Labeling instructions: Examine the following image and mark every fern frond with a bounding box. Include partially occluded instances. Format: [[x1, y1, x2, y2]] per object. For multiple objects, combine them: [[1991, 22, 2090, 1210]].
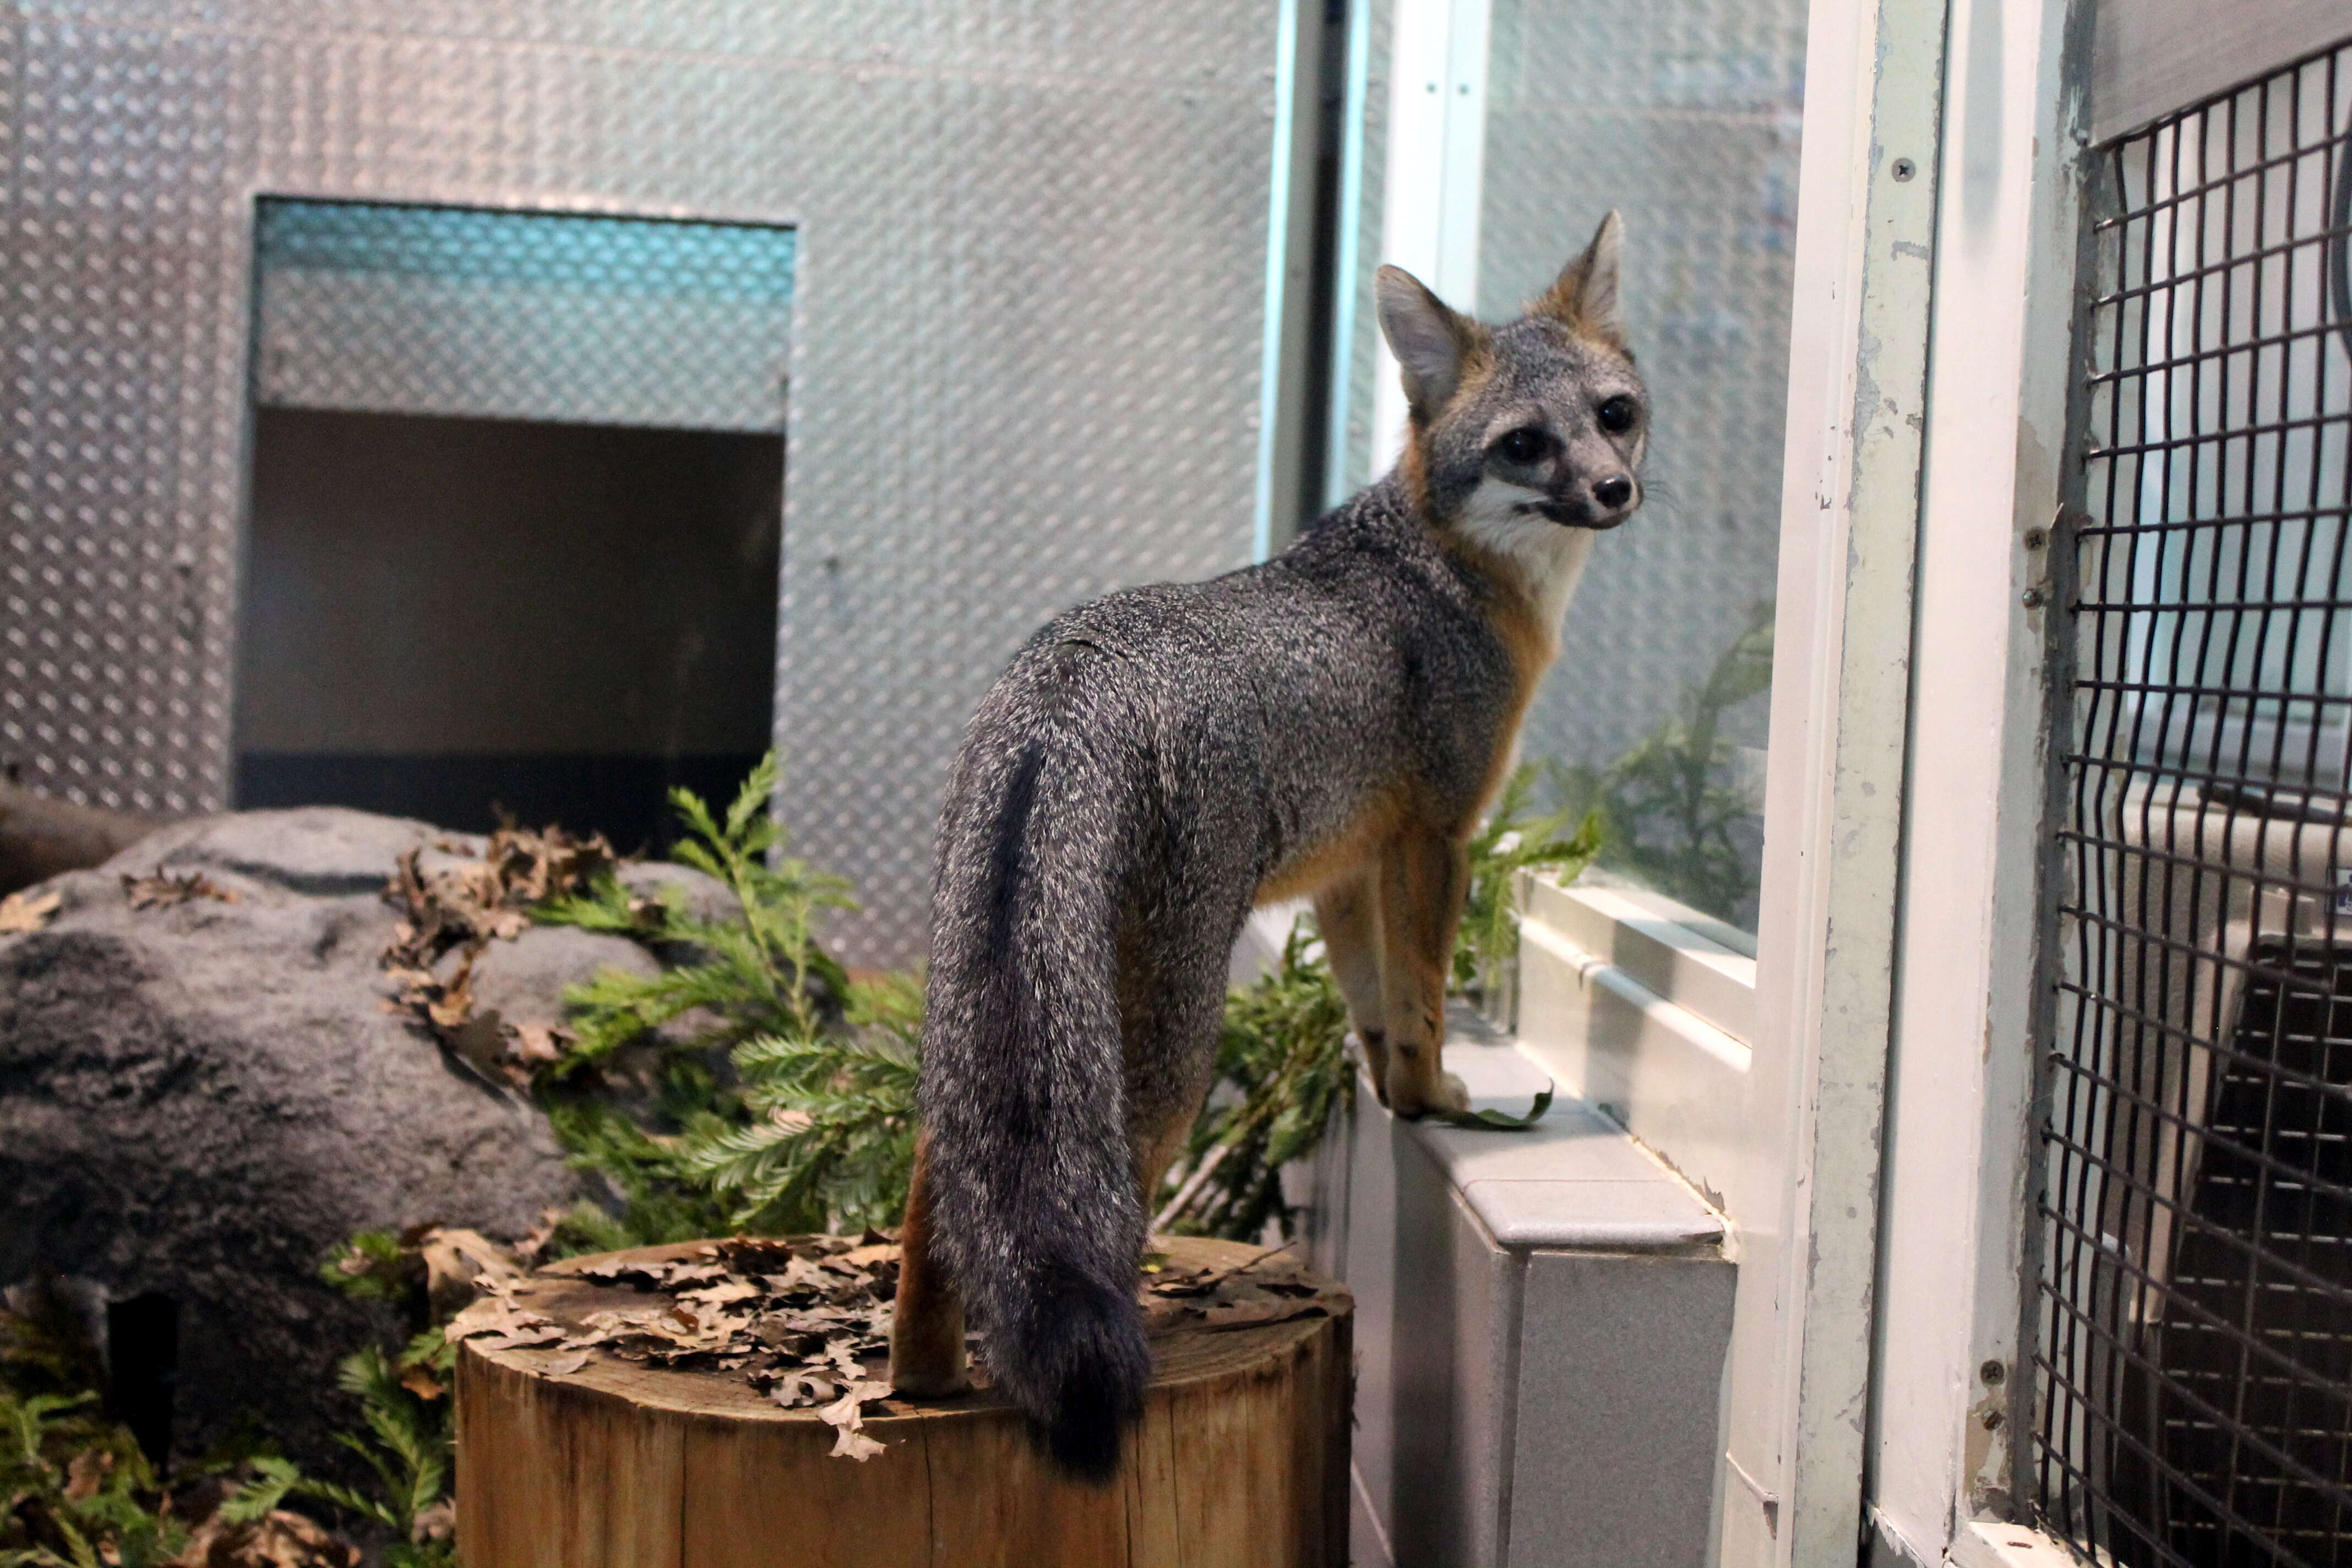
[[215, 1457, 300, 1525], [291, 1471, 401, 1532]]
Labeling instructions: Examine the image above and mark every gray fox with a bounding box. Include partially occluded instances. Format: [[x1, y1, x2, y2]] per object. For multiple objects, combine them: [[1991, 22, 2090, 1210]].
[[889, 214, 1647, 1479]]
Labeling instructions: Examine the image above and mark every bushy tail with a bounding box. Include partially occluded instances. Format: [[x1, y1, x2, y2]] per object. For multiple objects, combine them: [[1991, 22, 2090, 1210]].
[[919, 721, 1151, 1480]]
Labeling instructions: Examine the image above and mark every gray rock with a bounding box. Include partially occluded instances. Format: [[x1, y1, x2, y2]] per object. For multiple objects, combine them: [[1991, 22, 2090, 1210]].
[[459, 924, 660, 1037], [614, 860, 741, 929], [114, 807, 479, 898], [0, 812, 612, 1468]]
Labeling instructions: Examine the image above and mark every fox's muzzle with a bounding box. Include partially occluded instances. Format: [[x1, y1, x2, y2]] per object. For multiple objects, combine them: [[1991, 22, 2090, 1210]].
[[1516, 491, 1637, 530]]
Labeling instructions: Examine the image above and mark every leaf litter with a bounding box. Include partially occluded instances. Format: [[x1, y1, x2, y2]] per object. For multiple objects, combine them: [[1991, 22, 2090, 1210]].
[[0, 886, 61, 934], [121, 866, 241, 910], [378, 822, 617, 1088], [445, 1234, 1344, 1462]]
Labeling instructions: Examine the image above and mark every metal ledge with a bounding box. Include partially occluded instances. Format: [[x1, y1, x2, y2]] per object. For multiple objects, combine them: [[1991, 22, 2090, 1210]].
[[1414, 1018, 1727, 1253]]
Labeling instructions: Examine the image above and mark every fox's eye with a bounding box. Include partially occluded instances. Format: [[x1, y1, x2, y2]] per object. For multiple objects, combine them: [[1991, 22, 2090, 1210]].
[[1494, 427, 1549, 465], [1597, 395, 1637, 434]]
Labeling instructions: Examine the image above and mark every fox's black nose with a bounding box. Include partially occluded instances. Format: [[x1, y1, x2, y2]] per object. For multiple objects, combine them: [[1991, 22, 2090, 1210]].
[[1593, 475, 1634, 509]]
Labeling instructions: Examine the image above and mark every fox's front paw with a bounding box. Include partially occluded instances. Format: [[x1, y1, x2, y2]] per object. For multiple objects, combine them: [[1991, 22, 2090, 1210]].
[[888, 1351, 971, 1401], [1390, 1063, 1470, 1120]]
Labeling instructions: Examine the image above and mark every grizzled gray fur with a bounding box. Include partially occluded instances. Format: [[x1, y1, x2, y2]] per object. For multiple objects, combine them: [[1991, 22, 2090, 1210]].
[[912, 216, 1647, 1477]]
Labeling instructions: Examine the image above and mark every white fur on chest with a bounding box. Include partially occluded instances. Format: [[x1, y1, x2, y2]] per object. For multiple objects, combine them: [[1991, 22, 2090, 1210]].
[[1455, 479, 1599, 630]]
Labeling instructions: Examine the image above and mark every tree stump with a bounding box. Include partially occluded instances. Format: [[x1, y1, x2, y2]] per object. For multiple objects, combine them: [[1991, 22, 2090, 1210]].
[[456, 1236, 1352, 1568]]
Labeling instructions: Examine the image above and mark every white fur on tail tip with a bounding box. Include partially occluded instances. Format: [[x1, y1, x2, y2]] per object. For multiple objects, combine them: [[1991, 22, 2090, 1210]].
[[1456, 477, 1600, 630]]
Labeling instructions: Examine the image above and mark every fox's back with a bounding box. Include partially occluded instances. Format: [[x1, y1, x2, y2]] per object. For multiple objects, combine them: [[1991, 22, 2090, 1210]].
[[981, 476, 1526, 901]]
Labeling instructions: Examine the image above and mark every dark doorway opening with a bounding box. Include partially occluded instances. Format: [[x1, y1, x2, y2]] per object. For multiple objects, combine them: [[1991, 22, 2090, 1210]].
[[235, 408, 781, 852], [104, 1292, 178, 1470]]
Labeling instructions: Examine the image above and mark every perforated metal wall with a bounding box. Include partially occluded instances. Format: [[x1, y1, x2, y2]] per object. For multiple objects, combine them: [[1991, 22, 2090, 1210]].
[[0, 0, 1296, 962], [254, 201, 798, 432]]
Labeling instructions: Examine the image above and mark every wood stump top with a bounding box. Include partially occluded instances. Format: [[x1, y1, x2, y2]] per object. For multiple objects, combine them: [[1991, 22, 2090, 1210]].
[[463, 1234, 1344, 1424], [455, 1235, 1355, 1568]]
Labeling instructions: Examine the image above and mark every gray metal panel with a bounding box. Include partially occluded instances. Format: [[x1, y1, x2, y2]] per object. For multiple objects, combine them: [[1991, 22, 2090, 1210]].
[[255, 202, 797, 432], [2089, 0, 2350, 146], [0, 0, 1287, 962], [1510, 1250, 1735, 1568]]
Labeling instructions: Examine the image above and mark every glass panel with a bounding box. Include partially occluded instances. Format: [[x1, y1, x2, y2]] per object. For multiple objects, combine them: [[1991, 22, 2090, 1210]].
[[1477, 0, 1804, 936]]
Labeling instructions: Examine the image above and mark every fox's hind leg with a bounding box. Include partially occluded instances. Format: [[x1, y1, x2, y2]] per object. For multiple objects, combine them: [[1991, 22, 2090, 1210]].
[[1120, 905, 1241, 1238], [888, 1131, 970, 1397], [1378, 830, 1472, 1119], [1313, 871, 1391, 1104]]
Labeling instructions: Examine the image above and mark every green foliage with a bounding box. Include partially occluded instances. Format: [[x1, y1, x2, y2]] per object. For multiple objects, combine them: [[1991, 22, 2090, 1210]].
[[523, 758, 921, 1244], [538, 1099, 738, 1254], [528, 754, 908, 1248], [312, 1337, 453, 1566], [1547, 602, 1773, 921], [537, 751, 854, 1076], [0, 1387, 186, 1568], [303, 1278, 459, 1567], [315, 1228, 414, 1304], [0, 1291, 194, 1568], [1453, 764, 1603, 1000], [673, 972, 923, 1235]]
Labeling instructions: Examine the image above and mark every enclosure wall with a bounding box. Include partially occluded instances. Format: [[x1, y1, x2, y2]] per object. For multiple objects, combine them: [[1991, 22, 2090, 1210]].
[[0, 0, 1297, 961]]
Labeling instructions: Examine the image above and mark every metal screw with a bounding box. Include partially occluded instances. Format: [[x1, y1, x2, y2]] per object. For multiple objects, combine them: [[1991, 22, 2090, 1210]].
[[2021, 587, 2045, 609], [1892, 157, 1917, 182], [2022, 528, 2049, 551], [1982, 1408, 2005, 1430], [1981, 1359, 2007, 1385]]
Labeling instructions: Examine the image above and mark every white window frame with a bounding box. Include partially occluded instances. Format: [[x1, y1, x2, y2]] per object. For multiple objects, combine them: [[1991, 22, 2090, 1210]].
[[1859, 0, 2082, 1554], [1374, 0, 1944, 1562]]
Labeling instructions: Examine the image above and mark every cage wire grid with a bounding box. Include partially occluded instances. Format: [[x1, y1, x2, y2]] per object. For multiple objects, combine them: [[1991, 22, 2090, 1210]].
[[2037, 36, 2352, 1568]]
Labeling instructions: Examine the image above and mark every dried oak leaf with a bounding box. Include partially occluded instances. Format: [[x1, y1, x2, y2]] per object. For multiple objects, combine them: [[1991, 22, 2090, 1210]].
[[0, 887, 61, 935], [377, 824, 613, 1076], [122, 867, 239, 910], [817, 1379, 895, 1461], [511, 1022, 571, 1066], [763, 1367, 840, 1409], [676, 1277, 760, 1311], [446, 1288, 560, 1351], [409, 1500, 456, 1547], [1200, 1287, 1329, 1332], [64, 1447, 112, 1500], [176, 1509, 362, 1568], [419, 1226, 525, 1320]]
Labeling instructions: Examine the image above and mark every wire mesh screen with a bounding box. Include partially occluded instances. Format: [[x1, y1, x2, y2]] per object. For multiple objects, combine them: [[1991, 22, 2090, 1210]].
[[2038, 37, 2352, 1568]]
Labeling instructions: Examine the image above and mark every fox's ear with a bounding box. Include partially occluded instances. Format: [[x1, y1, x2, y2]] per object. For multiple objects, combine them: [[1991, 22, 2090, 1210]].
[[1535, 210, 1626, 347], [1376, 264, 1474, 419]]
